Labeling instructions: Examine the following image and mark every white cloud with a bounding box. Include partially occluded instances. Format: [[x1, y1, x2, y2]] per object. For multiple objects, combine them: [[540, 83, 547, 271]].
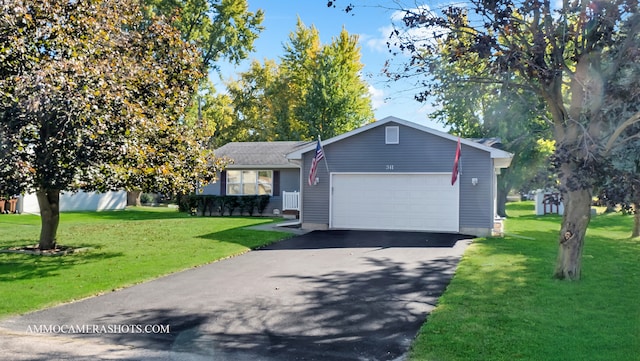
[[362, 5, 447, 56], [368, 85, 386, 109]]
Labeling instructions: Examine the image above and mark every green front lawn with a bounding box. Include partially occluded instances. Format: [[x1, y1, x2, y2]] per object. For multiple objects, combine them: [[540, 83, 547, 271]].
[[0, 207, 290, 318], [410, 202, 640, 361]]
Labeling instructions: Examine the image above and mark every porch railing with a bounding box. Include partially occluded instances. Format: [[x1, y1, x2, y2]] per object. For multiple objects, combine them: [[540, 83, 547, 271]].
[[282, 191, 300, 211]]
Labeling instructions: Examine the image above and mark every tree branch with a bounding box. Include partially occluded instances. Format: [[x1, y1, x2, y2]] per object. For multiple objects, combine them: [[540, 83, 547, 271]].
[[602, 14, 640, 83], [605, 110, 640, 154]]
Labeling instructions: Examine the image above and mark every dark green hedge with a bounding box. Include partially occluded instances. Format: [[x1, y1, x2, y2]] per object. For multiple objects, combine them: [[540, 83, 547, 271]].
[[178, 195, 271, 216]]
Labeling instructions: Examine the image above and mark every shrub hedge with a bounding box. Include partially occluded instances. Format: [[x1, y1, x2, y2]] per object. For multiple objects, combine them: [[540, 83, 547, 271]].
[[178, 195, 271, 216]]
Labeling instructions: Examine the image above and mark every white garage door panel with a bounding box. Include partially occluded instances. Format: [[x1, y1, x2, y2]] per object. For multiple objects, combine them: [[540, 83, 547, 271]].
[[331, 173, 459, 232]]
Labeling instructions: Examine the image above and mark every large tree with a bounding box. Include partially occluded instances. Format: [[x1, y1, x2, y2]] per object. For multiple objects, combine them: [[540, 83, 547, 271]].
[[183, 80, 236, 149], [427, 32, 553, 217], [225, 59, 282, 142], [122, 0, 263, 206], [223, 19, 373, 143], [143, 0, 264, 71], [0, 0, 213, 249], [297, 27, 374, 139], [371, 0, 639, 280], [597, 132, 640, 238]]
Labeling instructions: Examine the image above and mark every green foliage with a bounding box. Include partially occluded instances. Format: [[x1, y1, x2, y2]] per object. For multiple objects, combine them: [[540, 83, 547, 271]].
[[182, 194, 270, 216], [222, 195, 240, 216], [143, 0, 264, 70], [0, 209, 290, 317], [239, 195, 257, 216], [426, 27, 555, 216], [0, 0, 216, 196], [0, 0, 242, 247], [409, 202, 640, 360], [143, 0, 264, 150], [140, 193, 155, 204], [257, 195, 270, 215], [220, 19, 373, 144], [297, 28, 374, 139], [386, 0, 639, 279]]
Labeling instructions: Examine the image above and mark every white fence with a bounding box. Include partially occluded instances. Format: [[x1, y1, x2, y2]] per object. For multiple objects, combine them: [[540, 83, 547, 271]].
[[19, 190, 127, 214], [282, 191, 300, 211]]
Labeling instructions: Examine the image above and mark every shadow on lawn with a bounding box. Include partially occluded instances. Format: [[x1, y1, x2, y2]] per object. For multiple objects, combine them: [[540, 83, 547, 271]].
[[198, 227, 293, 249], [0, 248, 122, 283], [66, 256, 462, 361]]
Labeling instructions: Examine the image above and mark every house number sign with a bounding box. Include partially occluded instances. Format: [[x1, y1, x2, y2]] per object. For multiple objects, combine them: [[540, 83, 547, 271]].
[[386, 165, 394, 170]]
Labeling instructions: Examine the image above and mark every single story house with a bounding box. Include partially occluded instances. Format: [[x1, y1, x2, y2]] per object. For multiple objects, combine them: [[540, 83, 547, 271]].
[[198, 141, 310, 215], [201, 116, 513, 236]]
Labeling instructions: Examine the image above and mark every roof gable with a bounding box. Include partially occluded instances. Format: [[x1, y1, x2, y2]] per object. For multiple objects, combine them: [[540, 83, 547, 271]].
[[286, 116, 513, 166]]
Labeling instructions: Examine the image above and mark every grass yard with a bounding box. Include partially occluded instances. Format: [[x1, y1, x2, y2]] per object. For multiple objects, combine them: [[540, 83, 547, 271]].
[[409, 202, 640, 361], [0, 207, 291, 318]]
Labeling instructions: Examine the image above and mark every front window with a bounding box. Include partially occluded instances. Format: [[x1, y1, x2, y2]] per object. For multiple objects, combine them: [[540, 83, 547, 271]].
[[227, 170, 273, 195]]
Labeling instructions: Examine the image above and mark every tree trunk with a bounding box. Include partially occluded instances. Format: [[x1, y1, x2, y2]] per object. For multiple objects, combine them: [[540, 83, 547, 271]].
[[553, 188, 592, 280], [496, 185, 510, 218], [632, 203, 640, 238], [127, 190, 141, 207], [36, 189, 60, 250]]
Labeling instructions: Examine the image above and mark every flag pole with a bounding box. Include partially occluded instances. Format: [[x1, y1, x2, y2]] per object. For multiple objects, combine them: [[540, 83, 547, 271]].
[[318, 135, 330, 173]]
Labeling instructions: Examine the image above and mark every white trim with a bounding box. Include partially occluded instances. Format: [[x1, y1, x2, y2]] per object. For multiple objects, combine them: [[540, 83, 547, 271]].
[[226, 169, 274, 196], [385, 126, 399, 144], [224, 164, 299, 169]]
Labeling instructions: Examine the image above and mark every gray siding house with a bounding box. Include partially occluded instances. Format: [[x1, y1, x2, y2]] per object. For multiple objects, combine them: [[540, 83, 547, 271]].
[[201, 116, 512, 236], [287, 116, 512, 236]]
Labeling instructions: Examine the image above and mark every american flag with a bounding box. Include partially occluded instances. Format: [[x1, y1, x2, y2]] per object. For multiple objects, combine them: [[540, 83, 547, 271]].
[[451, 137, 461, 185], [308, 139, 325, 186]]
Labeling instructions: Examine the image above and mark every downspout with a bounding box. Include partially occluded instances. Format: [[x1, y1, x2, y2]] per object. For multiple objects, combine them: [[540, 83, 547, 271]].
[[288, 158, 304, 226]]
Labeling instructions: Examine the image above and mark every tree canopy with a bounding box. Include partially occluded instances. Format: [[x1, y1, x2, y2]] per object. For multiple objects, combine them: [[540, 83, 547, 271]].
[[331, 0, 639, 279], [393, 0, 640, 280], [208, 19, 374, 144], [143, 0, 264, 71], [426, 28, 554, 216], [0, 0, 217, 249]]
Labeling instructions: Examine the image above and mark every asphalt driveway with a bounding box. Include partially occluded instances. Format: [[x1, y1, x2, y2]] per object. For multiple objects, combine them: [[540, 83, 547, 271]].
[[0, 230, 472, 361]]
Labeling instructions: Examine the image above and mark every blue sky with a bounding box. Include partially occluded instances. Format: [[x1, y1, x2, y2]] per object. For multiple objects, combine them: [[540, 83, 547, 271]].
[[216, 1, 447, 131]]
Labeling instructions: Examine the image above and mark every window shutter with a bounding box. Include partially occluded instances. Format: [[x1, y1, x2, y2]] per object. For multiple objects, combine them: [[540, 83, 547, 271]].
[[220, 170, 227, 196], [273, 171, 280, 196]]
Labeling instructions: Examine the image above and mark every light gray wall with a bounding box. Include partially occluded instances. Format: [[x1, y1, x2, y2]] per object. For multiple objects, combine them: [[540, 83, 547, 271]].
[[198, 168, 301, 215], [199, 173, 223, 196], [301, 121, 494, 231], [279, 168, 300, 193]]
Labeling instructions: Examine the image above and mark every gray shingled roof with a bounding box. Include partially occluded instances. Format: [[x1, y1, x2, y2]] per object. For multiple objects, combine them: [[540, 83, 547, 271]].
[[215, 141, 310, 168]]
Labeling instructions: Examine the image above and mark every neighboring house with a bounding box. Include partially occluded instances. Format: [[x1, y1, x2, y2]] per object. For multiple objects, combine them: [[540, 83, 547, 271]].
[[201, 116, 513, 236], [18, 191, 127, 214]]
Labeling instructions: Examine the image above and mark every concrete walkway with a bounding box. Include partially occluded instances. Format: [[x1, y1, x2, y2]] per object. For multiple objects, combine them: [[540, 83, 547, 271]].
[[0, 230, 472, 361]]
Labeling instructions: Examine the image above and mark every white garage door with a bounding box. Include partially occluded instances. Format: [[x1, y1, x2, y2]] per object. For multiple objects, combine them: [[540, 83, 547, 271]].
[[330, 173, 459, 232]]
